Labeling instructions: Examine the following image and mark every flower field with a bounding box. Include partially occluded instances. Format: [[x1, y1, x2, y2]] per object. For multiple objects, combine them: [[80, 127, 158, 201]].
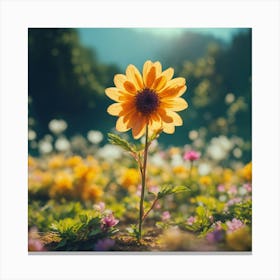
[[28, 135, 252, 252]]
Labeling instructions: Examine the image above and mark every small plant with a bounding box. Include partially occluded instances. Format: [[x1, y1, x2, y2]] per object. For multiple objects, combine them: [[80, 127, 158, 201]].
[[106, 60, 189, 242], [50, 212, 119, 251]]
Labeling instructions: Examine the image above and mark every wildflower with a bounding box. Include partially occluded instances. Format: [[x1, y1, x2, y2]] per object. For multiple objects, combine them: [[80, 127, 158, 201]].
[[217, 184, 225, 192], [48, 119, 67, 134], [94, 202, 106, 212], [54, 171, 73, 191], [161, 211, 171, 221], [241, 162, 252, 182], [54, 137, 70, 152], [87, 130, 104, 144], [82, 184, 103, 201], [120, 168, 139, 189], [226, 218, 244, 233], [101, 213, 119, 229], [106, 60, 188, 139], [183, 150, 200, 161], [206, 229, 225, 244], [187, 216, 196, 225], [94, 238, 115, 251], [199, 175, 212, 186]]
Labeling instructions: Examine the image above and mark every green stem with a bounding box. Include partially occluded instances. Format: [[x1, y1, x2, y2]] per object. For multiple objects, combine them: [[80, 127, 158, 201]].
[[138, 124, 149, 242], [142, 197, 159, 222], [189, 161, 194, 182]]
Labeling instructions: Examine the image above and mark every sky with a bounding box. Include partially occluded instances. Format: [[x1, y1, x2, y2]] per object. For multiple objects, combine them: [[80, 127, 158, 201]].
[[77, 28, 248, 70]]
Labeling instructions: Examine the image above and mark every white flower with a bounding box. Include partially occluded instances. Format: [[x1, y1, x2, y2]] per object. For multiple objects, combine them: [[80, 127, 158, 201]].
[[87, 130, 103, 144], [28, 130, 37, 141], [54, 137, 70, 152], [48, 119, 67, 134], [38, 140, 52, 154], [171, 154, 184, 167], [198, 163, 211, 175], [98, 144, 122, 161]]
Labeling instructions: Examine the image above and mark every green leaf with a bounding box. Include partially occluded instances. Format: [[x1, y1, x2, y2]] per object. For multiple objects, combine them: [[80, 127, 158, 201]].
[[157, 185, 190, 199], [107, 133, 136, 153]]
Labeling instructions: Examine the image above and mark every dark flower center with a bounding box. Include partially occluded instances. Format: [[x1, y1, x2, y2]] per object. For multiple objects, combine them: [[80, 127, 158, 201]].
[[135, 88, 160, 115]]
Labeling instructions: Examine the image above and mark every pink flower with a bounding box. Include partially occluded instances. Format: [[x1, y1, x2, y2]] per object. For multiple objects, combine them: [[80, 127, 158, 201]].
[[187, 216, 196, 225], [28, 238, 45, 251], [243, 183, 252, 192], [228, 185, 237, 195], [183, 150, 200, 161], [226, 218, 244, 233], [101, 213, 119, 229], [94, 202, 105, 212], [161, 211, 171, 221], [94, 238, 115, 251], [217, 184, 225, 192]]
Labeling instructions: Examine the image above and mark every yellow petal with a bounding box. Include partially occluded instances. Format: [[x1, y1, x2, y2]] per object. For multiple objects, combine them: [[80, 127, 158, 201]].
[[161, 77, 186, 91], [123, 81, 137, 94], [132, 115, 147, 139], [163, 123, 175, 134], [161, 67, 174, 81], [152, 75, 167, 91], [163, 98, 188, 111], [143, 60, 152, 79], [157, 108, 173, 123], [149, 118, 162, 131], [166, 111, 183, 126], [145, 66, 156, 88], [116, 116, 130, 132], [114, 74, 127, 90], [160, 85, 187, 99], [126, 64, 144, 89], [153, 61, 162, 77], [105, 87, 123, 102], [107, 103, 122, 116]]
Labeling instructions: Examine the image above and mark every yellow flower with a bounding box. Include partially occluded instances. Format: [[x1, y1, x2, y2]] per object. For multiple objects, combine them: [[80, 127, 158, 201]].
[[48, 155, 64, 169], [241, 162, 252, 182], [65, 155, 82, 167], [53, 172, 73, 191], [82, 184, 103, 201], [106, 60, 188, 139], [121, 168, 139, 189], [199, 175, 212, 186]]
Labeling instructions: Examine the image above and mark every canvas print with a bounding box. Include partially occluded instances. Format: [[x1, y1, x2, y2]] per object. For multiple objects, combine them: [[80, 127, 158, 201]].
[[28, 28, 252, 252]]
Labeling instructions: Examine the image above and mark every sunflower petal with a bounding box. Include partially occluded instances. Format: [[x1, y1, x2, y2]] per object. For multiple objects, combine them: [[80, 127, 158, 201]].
[[107, 103, 122, 116], [116, 116, 130, 132], [114, 74, 128, 90], [153, 61, 162, 77], [163, 98, 188, 111], [145, 66, 156, 88], [166, 111, 183, 126], [105, 87, 123, 102], [161, 77, 186, 91], [152, 75, 167, 91], [160, 85, 187, 99], [143, 60, 152, 78], [163, 123, 175, 134], [161, 67, 174, 81], [126, 64, 144, 89], [157, 108, 173, 123], [131, 115, 147, 139], [123, 81, 137, 94]]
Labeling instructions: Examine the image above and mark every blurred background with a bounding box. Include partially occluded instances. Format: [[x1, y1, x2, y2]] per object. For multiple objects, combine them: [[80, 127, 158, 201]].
[[28, 28, 252, 164]]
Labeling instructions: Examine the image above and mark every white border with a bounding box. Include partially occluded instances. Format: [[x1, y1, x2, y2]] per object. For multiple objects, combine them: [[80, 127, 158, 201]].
[[0, 0, 279, 280]]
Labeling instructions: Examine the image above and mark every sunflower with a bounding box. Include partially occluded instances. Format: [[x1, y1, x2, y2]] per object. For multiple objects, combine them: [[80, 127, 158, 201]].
[[105, 60, 188, 139]]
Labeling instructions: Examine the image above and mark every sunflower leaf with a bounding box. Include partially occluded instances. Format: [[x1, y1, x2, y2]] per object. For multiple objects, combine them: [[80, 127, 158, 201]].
[[107, 133, 136, 153], [157, 185, 190, 199]]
